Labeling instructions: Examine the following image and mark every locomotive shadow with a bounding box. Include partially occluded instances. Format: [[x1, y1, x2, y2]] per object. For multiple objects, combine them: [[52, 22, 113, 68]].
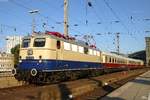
[[38, 83, 72, 100], [58, 83, 72, 100]]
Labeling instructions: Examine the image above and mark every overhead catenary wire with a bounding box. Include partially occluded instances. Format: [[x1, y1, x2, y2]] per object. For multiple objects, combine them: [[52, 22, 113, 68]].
[[102, 0, 129, 33], [96, 0, 143, 52], [9, 0, 86, 35], [0, 24, 17, 34], [9, 0, 59, 24], [85, 1, 98, 37], [85, 0, 112, 50], [38, 0, 88, 35], [87, 0, 103, 24]]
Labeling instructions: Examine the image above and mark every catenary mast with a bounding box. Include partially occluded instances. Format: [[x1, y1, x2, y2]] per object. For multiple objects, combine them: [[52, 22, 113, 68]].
[[64, 0, 69, 36], [116, 32, 120, 54]]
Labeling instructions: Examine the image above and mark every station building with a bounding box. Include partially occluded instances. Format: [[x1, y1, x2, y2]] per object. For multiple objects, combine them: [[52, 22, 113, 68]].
[[145, 37, 150, 66], [0, 52, 14, 72], [6, 36, 22, 54]]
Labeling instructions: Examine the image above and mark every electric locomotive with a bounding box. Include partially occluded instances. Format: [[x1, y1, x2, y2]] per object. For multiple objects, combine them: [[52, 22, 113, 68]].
[[16, 31, 102, 83]]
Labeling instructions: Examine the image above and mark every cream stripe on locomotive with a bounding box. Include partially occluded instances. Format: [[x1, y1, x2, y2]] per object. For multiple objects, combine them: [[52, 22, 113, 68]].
[[20, 34, 102, 63]]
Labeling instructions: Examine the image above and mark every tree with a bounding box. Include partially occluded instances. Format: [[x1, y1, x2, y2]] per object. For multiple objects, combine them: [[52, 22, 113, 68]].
[[11, 44, 20, 67]]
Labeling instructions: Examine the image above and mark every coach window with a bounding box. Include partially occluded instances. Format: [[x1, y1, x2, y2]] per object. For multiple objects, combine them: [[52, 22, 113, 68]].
[[112, 58, 114, 63], [97, 51, 100, 56], [109, 57, 111, 63], [105, 56, 107, 63], [57, 41, 61, 49], [34, 38, 45, 47]]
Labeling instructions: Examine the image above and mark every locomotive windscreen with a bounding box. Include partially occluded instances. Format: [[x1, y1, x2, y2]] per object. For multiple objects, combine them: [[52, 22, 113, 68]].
[[22, 39, 30, 48], [34, 38, 46, 47]]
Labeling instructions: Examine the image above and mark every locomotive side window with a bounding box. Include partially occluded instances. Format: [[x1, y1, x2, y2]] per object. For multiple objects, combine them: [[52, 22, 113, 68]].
[[78, 46, 84, 53], [89, 49, 93, 55], [93, 50, 97, 55], [34, 38, 45, 47], [96, 51, 100, 56], [57, 41, 61, 49], [72, 44, 78, 52], [64, 42, 71, 50], [22, 39, 30, 48]]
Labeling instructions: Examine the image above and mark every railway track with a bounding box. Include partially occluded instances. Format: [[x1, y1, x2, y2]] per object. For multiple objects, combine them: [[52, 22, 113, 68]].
[[0, 68, 148, 100]]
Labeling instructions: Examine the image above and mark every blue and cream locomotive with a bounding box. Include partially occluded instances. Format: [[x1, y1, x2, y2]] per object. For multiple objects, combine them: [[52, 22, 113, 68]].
[[16, 31, 103, 82]]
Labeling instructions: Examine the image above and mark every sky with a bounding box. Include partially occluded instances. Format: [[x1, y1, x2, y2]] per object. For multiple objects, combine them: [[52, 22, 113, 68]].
[[0, 0, 150, 54]]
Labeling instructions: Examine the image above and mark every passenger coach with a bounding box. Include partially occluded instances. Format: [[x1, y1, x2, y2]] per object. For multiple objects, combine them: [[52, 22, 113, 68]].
[[102, 52, 144, 69]]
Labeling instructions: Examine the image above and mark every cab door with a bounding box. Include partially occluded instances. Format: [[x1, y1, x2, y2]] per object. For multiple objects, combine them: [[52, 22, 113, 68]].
[[56, 40, 63, 60], [56, 40, 64, 69]]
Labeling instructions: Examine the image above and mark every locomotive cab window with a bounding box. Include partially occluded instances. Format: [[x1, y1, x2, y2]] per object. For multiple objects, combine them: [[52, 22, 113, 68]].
[[34, 38, 45, 47], [22, 39, 30, 48]]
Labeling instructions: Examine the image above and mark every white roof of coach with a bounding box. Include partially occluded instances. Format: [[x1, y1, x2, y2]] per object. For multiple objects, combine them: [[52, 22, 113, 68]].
[[102, 51, 128, 60], [127, 58, 143, 62], [102, 51, 143, 62]]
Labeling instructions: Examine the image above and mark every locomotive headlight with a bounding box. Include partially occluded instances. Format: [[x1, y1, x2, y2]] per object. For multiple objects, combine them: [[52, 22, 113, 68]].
[[19, 56, 22, 62], [39, 60, 42, 63], [19, 60, 22, 63], [39, 55, 42, 63]]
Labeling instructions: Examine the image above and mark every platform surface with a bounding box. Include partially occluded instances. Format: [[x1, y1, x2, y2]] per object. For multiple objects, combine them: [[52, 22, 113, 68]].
[[0, 76, 23, 88], [102, 70, 150, 100]]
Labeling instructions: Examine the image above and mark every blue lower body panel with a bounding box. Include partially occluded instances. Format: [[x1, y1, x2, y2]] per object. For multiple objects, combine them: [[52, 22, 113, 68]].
[[18, 59, 103, 72]]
